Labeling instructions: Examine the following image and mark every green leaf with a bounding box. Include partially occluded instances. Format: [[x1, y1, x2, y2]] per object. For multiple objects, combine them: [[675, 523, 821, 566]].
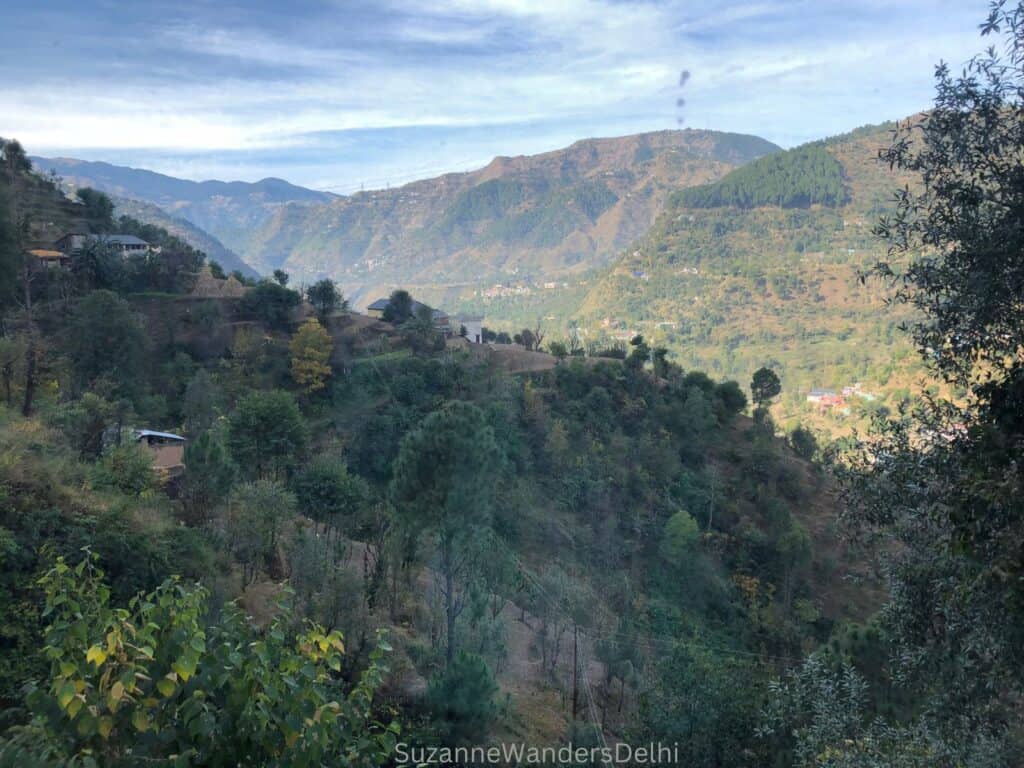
[[66, 695, 84, 719], [157, 676, 177, 698], [132, 710, 150, 732], [56, 680, 76, 710], [77, 712, 98, 738], [173, 660, 194, 682]]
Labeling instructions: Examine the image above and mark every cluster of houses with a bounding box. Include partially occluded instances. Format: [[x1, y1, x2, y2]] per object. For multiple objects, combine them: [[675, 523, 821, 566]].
[[806, 382, 878, 412], [365, 295, 484, 344], [28, 232, 156, 269]]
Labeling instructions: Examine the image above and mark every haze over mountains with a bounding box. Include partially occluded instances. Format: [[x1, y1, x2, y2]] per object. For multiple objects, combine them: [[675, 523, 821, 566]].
[[35, 129, 779, 305]]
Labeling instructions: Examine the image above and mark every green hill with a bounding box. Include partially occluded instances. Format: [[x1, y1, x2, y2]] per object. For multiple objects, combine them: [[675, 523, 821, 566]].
[[560, 121, 929, 433], [671, 142, 849, 209]]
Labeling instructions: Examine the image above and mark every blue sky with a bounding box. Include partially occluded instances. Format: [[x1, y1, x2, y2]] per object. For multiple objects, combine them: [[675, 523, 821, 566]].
[[2, 0, 988, 191]]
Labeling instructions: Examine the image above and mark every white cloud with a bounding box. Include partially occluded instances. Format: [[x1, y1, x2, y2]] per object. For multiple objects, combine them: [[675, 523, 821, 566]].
[[2, 0, 990, 186]]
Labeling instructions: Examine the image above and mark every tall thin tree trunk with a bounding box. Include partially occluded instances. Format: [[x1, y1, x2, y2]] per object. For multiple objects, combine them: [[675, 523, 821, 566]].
[[2, 364, 11, 406]]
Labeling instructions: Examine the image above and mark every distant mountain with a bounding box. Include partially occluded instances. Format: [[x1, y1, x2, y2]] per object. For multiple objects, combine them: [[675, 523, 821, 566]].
[[33, 131, 779, 301], [111, 197, 258, 279], [30, 156, 334, 269], [227, 129, 779, 302]]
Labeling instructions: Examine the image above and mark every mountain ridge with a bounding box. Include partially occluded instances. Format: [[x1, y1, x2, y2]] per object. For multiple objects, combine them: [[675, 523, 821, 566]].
[[239, 128, 781, 300], [33, 129, 781, 300]]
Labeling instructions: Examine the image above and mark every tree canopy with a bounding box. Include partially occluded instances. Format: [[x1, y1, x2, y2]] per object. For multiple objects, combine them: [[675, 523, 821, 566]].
[[672, 143, 848, 209]]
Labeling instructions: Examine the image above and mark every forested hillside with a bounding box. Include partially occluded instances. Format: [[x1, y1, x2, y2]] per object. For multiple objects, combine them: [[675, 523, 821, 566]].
[[564, 120, 925, 434], [246, 130, 779, 299], [0, 144, 884, 764]]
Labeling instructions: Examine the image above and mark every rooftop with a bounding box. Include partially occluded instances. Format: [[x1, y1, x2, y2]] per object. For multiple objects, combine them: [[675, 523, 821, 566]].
[[92, 234, 150, 246], [133, 429, 186, 442]]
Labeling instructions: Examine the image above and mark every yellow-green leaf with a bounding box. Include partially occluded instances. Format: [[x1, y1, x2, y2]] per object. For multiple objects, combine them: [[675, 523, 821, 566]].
[[86, 645, 107, 667], [98, 716, 114, 739], [56, 681, 76, 710], [66, 695, 84, 719], [156, 677, 176, 698], [132, 710, 149, 732], [171, 663, 188, 682], [110, 681, 125, 702]]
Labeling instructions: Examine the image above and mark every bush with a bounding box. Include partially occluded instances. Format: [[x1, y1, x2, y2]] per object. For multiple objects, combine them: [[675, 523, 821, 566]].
[[90, 443, 155, 496], [789, 425, 819, 461], [714, 380, 748, 417], [241, 281, 301, 330], [0, 555, 398, 766]]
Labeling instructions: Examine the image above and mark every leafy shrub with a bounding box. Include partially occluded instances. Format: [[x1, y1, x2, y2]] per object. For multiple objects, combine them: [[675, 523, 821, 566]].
[[90, 443, 155, 496], [0, 555, 398, 766]]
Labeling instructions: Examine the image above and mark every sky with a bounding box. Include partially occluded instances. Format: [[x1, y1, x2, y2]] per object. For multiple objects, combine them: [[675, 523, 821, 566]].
[[1, 0, 989, 192]]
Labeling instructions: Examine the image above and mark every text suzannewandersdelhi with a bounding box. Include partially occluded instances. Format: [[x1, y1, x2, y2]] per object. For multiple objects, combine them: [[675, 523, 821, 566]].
[[395, 742, 682, 766]]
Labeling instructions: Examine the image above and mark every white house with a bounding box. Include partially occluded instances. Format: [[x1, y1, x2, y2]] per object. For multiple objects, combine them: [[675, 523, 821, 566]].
[[456, 315, 484, 344], [56, 232, 154, 256]]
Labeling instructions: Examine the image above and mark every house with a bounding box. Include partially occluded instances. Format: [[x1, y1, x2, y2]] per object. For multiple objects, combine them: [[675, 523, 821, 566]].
[[56, 232, 154, 256], [133, 429, 186, 476], [367, 296, 449, 329], [55, 233, 89, 253], [817, 394, 846, 410], [94, 234, 154, 255], [455, 315, 484, 344], [806, 388, 836, 403], [28, 248, 70, 268]]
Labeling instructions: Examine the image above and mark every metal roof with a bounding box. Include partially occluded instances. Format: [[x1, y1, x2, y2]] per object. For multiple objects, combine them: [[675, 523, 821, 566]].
[[133, 429, 186, 441]]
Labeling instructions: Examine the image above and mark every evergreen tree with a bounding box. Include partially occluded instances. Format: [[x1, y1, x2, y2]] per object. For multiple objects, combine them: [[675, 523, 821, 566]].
[[64, 290, 149, 398], [227, 390, 308, 479], [389, 401, 503, 664], [307, 278, 345, 322]]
